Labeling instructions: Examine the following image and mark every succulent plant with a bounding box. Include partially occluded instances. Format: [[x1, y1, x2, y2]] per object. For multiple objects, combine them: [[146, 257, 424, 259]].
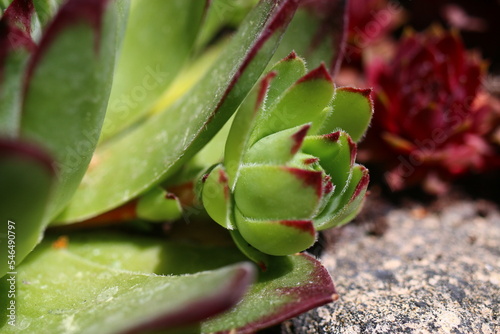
[[362, 28, 499, 193], [0, 0, 374, 332], [198, 53, 372, 265]]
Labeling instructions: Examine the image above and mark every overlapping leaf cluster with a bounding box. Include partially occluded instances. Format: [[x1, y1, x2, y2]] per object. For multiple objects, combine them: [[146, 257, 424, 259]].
[[0, 0, 370, 333], [199, 53, 372, 266]]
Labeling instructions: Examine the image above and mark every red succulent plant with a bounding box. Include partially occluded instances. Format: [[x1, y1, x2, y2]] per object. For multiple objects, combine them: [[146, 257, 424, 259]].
[[361, 28, 499, 194]]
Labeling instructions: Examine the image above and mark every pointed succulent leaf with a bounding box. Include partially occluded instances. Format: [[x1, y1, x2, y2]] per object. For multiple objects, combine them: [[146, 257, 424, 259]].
[[244, 123, 311, 165], [0, 0, 35, 136], [224, 71, 276, 188], [264, 51, 307, 106], [230, 229, 270, 271], [59, 0, 300, 223], [320, 87, 374, 142], [316, 164, 369, 230], [249, 64, 335, 145], [100, 0, 206, 142], [302, 131, 355, 197], [135, 186, 182, 222], [200, 163, 235, 229], [202, 253, 337, 333], [21, 0, 126, 220], [0, 140, 55, 278], [0, 235, 255, 334], [225, 52, 307, 187], [234, 165, 323, 221], [235, 208, 316, 256]]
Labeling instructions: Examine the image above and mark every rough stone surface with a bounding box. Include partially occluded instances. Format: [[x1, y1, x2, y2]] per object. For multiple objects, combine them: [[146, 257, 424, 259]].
[[282, 198, 500, 334]]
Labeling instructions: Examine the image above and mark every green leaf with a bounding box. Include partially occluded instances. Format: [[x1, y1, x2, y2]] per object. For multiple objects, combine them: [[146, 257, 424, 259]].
[[202, 253, 337, 333], [235, 208, 316, 256], [0, 140, 55, 278], [194, 0, 259, 50], [229, 229, 270, 271], [248, 64, 335, 146], [59, 0, 300, 224], [198, 163, 234, 229], [0, 0, 35, 137], [32, 0, 65, 28], [0, 233, 255, 333], [244, 124, 310, 165], [234, 165, 322, 220], [320, 87, 374, 142], [20, 0, 127, 220], [136, 186, 182, 222], [100, 0, 206, 142], [316, 164, 369, 230], [224, 54, 306, 183], [302, 131, 354, 198], [270, 1, 347, 73], [224, 71, 275, 188], [200, 164, 235, 230]]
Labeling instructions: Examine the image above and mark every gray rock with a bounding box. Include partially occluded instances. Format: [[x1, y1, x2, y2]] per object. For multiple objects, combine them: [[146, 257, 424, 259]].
[[282, 199, 500, 334]]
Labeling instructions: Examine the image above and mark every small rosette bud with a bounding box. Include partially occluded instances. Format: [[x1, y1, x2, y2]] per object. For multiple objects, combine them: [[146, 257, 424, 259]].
[[198, 53, 373, 262]]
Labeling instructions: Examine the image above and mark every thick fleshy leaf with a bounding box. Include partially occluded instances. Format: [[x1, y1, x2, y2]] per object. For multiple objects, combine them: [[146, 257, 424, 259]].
[[224, 71, 276, 188], [0, 140, 54, 278], [249, 64, 335, 146], [264, 51, 307, 107], [316, 164, 369, 230], [302, 131, 355, 197], [99, 0, 206, 142], [201, 253, 337, 334], [201, 163, 234, 229], [230, 229, 270, 271], [0, 234, 255, 333], [320, 87, 373, 142], [244, 124, 311, 164], [224, 53, 306, 187], [234, 165, 323, 220], [270, 0, 347, 74], [59, 0, 300, 223], [235, 208, 316, 256], [0, 0, 35, 136], [20, 0, 126, 220], [135, 186, 182, 222], [195, 0, 258, 50]]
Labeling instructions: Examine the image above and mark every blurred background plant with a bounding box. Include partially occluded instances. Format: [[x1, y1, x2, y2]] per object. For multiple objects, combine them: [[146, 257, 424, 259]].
[[339, 0, 500, 197]]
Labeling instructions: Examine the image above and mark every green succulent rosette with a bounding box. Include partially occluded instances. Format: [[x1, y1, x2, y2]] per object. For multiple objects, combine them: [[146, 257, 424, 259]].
[[198, 53, 373, 266]]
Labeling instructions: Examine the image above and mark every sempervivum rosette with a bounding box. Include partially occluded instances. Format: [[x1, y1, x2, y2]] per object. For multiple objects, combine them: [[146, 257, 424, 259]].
[[198, 53, 373, 266], [363, 28, 499, 193]]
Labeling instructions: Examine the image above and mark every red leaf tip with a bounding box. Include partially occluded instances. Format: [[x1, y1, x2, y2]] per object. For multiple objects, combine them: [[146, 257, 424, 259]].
[[291, 124, 311, 155], [280, 220, 315, 236], [256, 71, 277, 111], [285, 167, 323, 197], [323, 131, 341, 142], [284, 50, 298, 61], [165, 193, 177, 200], [347, 136, 357, 165], [351, 167, 370, 201], [297, 63, 333, 84], [340, 86, 372, 98]]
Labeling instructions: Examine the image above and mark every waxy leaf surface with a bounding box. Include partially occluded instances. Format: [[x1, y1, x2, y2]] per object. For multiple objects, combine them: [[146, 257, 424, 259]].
[[60, 0, 300, 223]]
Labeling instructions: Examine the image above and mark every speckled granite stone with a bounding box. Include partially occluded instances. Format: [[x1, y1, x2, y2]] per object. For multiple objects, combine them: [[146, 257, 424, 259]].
[[282, 199, 500, 334]]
